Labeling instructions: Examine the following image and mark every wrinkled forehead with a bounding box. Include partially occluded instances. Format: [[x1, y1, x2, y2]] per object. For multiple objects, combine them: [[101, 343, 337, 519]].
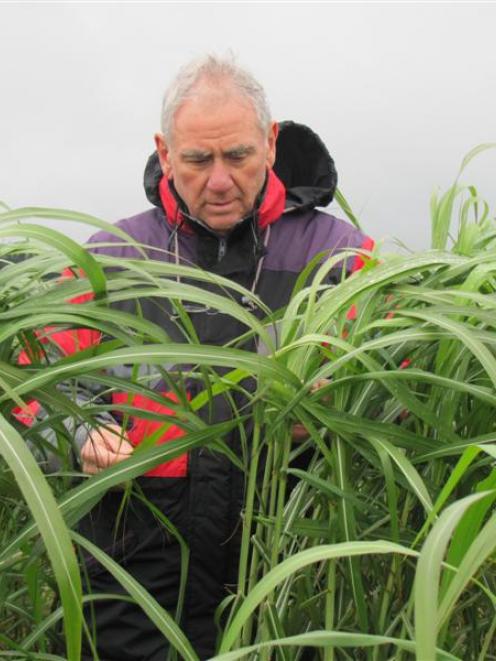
[[169, 80, 265, 143]]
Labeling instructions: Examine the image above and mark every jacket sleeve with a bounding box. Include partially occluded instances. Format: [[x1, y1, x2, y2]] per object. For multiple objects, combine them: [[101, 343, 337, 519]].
[[12, 268, 109, 471], [13, 268, 188, 477]]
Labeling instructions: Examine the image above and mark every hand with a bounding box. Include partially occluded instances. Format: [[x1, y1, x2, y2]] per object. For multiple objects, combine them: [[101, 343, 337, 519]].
[[291, 379, 331, 442], [81, 424, 134, 474], [291, 422, 310, 442], [310, 378, 331, 396]]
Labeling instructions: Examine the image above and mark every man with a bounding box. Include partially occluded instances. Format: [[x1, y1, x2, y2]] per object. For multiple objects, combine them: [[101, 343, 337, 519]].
[[79, 54, 372, 659]]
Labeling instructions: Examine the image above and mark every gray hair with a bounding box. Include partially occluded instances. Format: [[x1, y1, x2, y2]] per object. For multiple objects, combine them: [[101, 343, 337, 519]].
[[160, 54, 272, 140]]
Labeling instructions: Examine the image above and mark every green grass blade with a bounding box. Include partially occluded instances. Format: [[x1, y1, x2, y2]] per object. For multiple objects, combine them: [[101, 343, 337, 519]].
[[211, 631, 460, 661], [414, 491, 493, 660], [219, 541, 415, 653], [334, 188, 362, 230], [369, 437, 433, 515], [1, 344, 300, 402], [0, 414, 82, 660], [458, 143, 496, 174], [0, 224, 106, 300], [438, 511, 496, 627], [73, 532, 198, 661]]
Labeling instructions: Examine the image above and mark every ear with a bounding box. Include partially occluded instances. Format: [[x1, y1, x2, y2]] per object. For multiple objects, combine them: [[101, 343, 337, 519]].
[[154, 133, 173, 179], [265, 121, 279, 170]]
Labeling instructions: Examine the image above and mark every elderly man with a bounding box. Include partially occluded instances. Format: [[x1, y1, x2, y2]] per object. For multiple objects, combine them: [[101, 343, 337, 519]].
[[79, 55, 372, 660]]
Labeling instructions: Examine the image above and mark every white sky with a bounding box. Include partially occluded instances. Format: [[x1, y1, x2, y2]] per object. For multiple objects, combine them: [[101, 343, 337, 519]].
[[1, 2, 495, 251]]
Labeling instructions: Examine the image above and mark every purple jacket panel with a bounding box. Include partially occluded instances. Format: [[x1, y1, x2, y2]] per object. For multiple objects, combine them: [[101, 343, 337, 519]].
[[87, 206, 369, 281]]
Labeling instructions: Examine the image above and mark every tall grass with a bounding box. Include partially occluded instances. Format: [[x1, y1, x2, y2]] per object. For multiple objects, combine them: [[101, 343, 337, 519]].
[[1, 146, 496, 659]]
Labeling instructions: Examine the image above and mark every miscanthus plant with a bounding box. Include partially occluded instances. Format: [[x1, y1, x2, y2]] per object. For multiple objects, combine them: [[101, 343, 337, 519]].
[[1, 144, 496, 660]]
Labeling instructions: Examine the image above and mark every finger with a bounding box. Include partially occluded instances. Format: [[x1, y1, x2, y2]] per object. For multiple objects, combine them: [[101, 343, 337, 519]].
[[82, 461, 99, 475], [310, 378, 331, 393], [89, 425, 133, 455], [103, 433, 134, 455], [81, 437, 111, 470], [291, 423, 310, 441], [81, 441, 131, 473]]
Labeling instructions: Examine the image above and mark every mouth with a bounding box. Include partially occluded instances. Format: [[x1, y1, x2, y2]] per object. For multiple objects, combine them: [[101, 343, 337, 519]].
[[206, 200, 238, 213]]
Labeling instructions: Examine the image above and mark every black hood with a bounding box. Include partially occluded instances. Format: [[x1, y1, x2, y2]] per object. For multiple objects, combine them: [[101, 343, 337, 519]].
[[143, 120, 337, 212]]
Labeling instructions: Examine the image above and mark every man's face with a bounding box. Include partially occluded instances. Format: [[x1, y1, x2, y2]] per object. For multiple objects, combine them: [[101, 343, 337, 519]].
[[155, 86, 278, 234]]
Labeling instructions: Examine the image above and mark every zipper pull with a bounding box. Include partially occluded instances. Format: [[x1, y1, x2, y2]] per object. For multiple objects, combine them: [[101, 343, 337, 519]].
[[218, 237, 226, 262]]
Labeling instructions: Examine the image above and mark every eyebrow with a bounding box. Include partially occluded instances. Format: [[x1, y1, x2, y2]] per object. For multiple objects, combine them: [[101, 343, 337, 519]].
[[180, 145, 256, 160], [180, 149, 212, 160], [224, 145, 256, 158]]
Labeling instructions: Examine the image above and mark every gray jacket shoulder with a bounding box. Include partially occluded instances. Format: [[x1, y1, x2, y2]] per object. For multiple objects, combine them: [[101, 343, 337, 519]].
[[87, 208, 171, 261], [265, 209, 370, 273]]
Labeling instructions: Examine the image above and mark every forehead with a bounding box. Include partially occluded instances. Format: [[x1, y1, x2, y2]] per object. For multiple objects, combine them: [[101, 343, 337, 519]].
[[170, 87, 264, 150]]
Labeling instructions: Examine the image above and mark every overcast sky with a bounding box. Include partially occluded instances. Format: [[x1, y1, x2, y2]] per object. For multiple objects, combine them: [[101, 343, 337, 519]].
[[1, 2, 495, 251]]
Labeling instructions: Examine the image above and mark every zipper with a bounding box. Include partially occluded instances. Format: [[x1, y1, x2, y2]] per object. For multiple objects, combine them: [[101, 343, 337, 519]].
[[218, 237, 227, 262]]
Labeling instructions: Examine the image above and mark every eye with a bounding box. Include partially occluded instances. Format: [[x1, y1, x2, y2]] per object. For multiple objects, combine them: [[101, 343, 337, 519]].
[[225, 146, 255, 163], [182, 153, 212, 165]]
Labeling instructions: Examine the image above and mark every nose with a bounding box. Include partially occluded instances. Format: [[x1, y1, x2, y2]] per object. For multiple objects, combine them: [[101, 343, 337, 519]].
[[206, 160, 233, 194]]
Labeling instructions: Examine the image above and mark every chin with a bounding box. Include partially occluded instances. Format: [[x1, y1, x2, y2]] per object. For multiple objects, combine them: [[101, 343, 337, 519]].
[[205, 216, 244, 233]]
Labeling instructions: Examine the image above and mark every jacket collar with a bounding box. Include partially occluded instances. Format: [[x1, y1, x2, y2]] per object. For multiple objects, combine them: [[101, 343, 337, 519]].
[[158, 168, 286, 233]]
